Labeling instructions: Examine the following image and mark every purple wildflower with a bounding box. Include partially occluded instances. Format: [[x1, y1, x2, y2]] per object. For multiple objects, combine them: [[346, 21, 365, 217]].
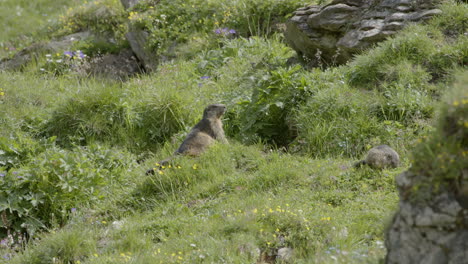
[[71, 208, 77, 213], [214, 29, 222, 34], [12, 171, 17, 175], [64, 51, 73, 57], [76, 50, 85, 59], [0, 239, 7, 246], [0, 173, 5, 177], [229, 29, 236, 34], [200, 76, 210, 79]]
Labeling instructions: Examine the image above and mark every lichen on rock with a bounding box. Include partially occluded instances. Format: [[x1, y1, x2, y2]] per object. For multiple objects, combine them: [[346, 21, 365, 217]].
[[284, 0, 443, 66]]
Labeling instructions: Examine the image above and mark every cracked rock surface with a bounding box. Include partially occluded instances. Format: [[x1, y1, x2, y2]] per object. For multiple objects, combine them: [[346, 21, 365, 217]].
[[284, 0, 442, 66], [385, 171, 468, 264]]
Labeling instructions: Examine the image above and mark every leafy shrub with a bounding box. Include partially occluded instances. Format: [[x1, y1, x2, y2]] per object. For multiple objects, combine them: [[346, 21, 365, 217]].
[[0, 145, 133, 236], [234, 65, 312, 145], [0, 132, 48, 171]]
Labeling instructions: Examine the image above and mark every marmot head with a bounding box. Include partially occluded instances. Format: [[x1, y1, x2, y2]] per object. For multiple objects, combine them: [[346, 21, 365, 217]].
[[203, 104, 226, 119]]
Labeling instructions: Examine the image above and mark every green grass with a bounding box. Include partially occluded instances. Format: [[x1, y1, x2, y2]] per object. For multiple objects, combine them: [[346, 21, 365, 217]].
[[0, 0, 467, 263]]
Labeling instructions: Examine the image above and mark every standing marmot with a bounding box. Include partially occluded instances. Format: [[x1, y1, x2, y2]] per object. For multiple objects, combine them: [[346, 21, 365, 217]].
[[354, 145, 400, 169], [146, 104, 227, 174]]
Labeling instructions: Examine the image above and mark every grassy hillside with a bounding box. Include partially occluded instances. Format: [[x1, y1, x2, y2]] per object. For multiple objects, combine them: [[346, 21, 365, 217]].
[[0, 0, 466, 263]]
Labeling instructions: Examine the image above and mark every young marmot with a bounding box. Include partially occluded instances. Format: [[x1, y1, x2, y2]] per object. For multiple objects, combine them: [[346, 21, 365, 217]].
[[354, 145, 400, 169], [146, 104, 227, 174]]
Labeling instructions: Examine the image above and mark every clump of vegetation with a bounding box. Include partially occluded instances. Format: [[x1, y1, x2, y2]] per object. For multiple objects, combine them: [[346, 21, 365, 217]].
[[409, 72, 468, 201], [0, 144, 134, 236], [52, 0, 127, 41], [128, 0, 309, 55]]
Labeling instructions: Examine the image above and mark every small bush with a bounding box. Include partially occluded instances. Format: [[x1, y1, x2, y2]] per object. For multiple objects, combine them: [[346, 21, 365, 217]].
[[234, 65, 312, 146], [0, 145, 133, 235], [409, 72, 468, 200]]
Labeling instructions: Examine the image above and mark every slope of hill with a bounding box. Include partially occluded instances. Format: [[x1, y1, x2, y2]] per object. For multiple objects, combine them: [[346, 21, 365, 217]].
[[0, 0, 466, 263]]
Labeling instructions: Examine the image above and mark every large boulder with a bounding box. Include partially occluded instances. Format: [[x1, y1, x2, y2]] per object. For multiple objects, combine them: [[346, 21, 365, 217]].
[[385, 75, 468, 264], [284, 0, 442, 66]]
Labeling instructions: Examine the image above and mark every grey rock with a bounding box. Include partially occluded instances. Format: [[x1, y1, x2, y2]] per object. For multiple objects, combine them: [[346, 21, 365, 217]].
[[120, 0, 141, 9], [126, 27, 158, 72], [386, 179, 468, 263], [284, 0, 442, 66], [277, 247, 294, 262], [120, 0, 158, 72]]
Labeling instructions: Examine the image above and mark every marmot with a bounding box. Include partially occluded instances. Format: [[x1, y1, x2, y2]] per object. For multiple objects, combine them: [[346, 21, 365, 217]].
[[146, 104, 227, 174], [354, 145, 400, 169]]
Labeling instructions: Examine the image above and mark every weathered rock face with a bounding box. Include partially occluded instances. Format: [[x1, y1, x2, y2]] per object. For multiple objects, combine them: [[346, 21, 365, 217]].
[[284, 0, 442, 66], [386, 171, 468, 264], [125, 26, 158, 72], [385, 75, 468, 264], [120, 0, 158, 71]]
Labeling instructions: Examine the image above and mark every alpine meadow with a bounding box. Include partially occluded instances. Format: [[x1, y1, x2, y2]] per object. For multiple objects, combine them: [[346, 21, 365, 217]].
[[0, 0, 467, 263]]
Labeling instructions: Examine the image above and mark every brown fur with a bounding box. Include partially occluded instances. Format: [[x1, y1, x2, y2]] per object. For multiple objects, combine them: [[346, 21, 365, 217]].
[[354, 145, 400, 169], [146, 104, 227, 174]]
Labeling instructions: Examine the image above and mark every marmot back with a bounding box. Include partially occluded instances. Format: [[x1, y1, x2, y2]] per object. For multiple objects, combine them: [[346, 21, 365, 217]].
[[355, 145, 400, 169], [146, 104, 227, 174]]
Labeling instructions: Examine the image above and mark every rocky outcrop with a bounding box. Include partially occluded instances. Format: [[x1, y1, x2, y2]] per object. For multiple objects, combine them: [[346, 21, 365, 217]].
[[385, 75, 468, 264], [284, 0, 442, 66], [386, 171, 468, 264], [120, 0, 158, 71]]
